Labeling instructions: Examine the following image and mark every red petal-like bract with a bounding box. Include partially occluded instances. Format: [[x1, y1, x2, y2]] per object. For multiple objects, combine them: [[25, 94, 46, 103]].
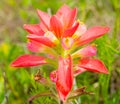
[[77, 26, 110, 46], [50, 15, 63, 38], [56, 4, 71, 18], [63, 8, 77, 28], [27, 34, 55, 47], [78, 58, 108, 74], [62, 22, 79, 38], [11, 55, 47, 67], [74, 67, 86, 76], [78, 45, 97, 57], [23, 24, 44, 36], [27, 40, 43, 52], [56, 55, 73, 101], [37, 9, 50, 30]]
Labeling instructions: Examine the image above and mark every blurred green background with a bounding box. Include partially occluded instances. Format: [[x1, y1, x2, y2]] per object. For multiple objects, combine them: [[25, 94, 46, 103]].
[[0, 0, 120, 104]]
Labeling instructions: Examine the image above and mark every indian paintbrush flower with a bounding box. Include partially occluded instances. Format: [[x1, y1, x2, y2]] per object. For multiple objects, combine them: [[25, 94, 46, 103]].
[[11, 4, 109, 103]]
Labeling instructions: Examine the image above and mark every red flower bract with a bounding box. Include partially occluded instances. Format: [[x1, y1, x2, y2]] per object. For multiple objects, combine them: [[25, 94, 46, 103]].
[[76, 26, 110, 46], [56, 55, 73, 101], [78, 58, 108, 74], [11, 55, 47, 67]]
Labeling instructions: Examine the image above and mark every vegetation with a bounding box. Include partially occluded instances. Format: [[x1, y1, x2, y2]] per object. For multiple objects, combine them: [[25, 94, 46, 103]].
[[0, 0, 120, 104]]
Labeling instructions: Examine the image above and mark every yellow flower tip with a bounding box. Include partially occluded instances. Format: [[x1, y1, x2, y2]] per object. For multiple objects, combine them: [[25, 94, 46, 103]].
[[62, 37, 74, 50], [64, 37, 70, 45], [91, 43, 97, 47], [77, 19, 84, 25], [72, 34, 78, 39]]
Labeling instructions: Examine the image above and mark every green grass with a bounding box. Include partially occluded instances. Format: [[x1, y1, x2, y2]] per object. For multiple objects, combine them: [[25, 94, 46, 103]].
[[0, 0, 120, 104]]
